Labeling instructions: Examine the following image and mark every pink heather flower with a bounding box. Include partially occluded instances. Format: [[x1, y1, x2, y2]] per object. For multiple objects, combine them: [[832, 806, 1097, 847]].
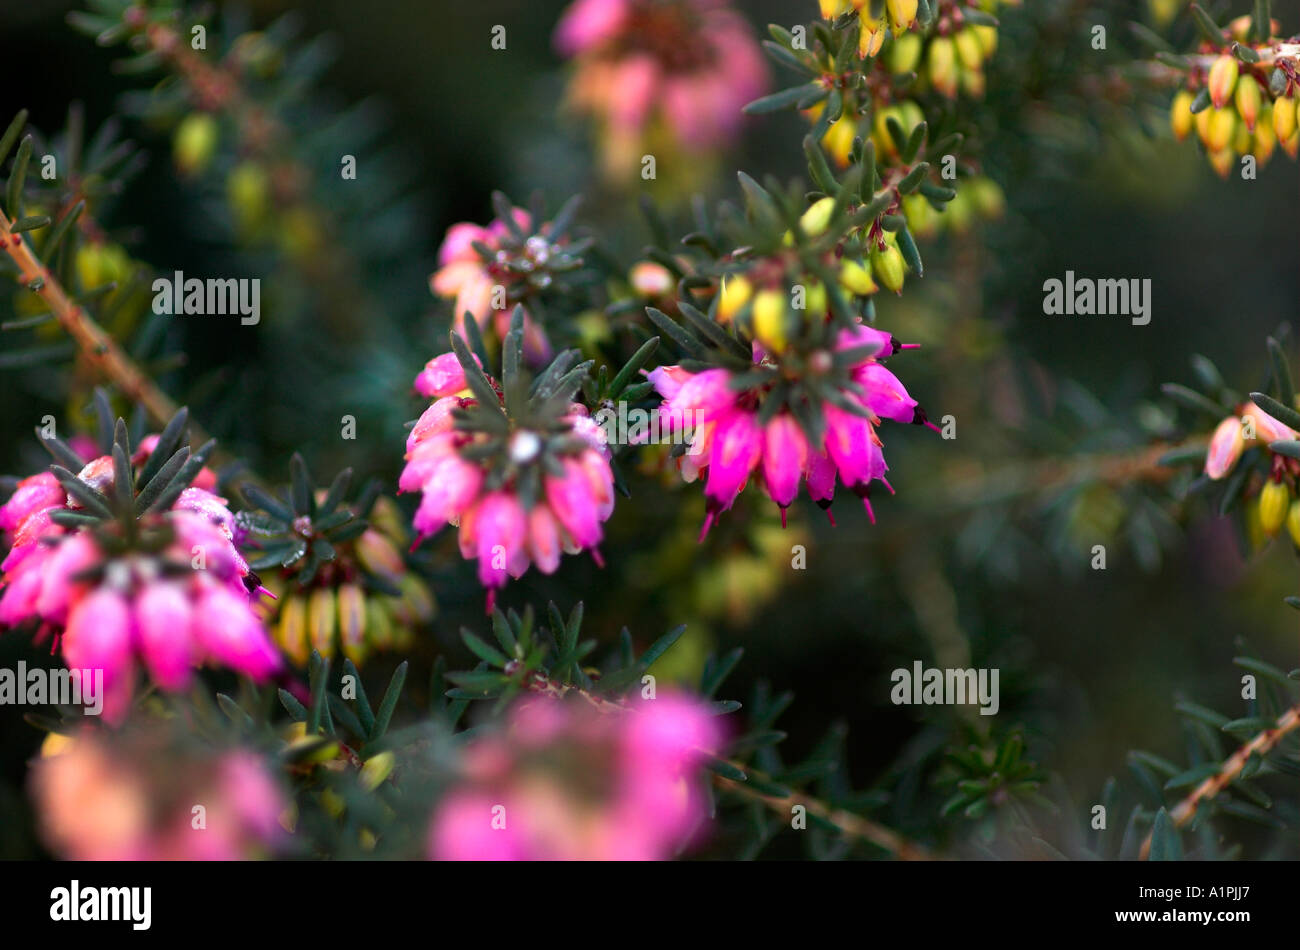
[[430, 211, 553, 363], [762, 414, 809, 514], [0, 473, 63, 532], [1202, 404, 1299, 480], [427, 693, 717, 861], [556, 0, 769, 171], [554, 0, 631, 56], [415, 352, 478, 399], [704, 408, 763, 516], [1205, 416, 1245, 480], [0, 458, 281, 723], [134, 581, 197, 690], [402, 354, 616, 594], [650, 321, 928, 533], [30, 733, 286, 860]]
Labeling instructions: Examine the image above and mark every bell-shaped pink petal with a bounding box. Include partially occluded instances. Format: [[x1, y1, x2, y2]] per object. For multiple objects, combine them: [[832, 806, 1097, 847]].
[[473, 492, 528, 589], [856, 362, 918, 423], [192, 584, 281, 679], [35, 533, 98, 625], [1, 472, 63, 532], [545, 460, 603, 550], [805, 451, 838, 505], [705, 409, 762, 511], [135, 581, 196, 691], [413, 451, 483, 535], [527, 504, 563, 574], [1205, 416, 1245, 480], [416, 352, 479, 399], [62, 587, 134, 722], [761, 415, 808, 508]]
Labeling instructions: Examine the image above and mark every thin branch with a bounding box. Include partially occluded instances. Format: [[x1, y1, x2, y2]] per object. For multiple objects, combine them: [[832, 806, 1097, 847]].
[[0, 206, 210, 446], [1139, 698, 1300, 859], [713, 770, 934, 860]]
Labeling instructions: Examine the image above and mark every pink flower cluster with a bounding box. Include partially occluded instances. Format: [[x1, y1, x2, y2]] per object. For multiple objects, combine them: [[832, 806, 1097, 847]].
[[401, 353, 615, 592], [650, 324, 930, 535], [431, 210, 553, 363], [0, 451, 280, 723], [428, 693, 718, 860], [31, 732, 285, 860], [1205, 402, 1298, 479], [554, 0, 769, 167]]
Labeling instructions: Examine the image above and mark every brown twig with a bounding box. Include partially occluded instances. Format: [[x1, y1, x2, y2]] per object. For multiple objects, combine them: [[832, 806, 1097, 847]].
[[713, 770, 934, 860], [0, 207, 210, 446], [1139, 699, 1300, 859]]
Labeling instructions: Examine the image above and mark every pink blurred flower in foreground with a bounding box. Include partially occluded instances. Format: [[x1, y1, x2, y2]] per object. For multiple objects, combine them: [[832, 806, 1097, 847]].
[[0, 427, 280, 723], [428, 693, 718, 860], [31, 729, 285, 860], [555, 0, 769, 176], [650, 322, 934, 536]]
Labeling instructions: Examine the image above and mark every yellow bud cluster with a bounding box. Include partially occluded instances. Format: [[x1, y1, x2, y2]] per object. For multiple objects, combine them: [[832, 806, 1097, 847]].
[[260, 497, 434, 665], [1173, 59, 1299, 177]]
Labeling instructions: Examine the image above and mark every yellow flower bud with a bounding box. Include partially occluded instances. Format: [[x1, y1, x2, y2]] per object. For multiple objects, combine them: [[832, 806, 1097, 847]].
[[227, 162, 269, 233], [823, 113, 857, 168], [870, 243, 906, 293], [1272, 95, 1296, 142], [1234, 76, 1261, 131], [717, 274, 752, 324], [752, 289, 788, 353], [1253, 111, 1276, 163], [278, 594, 309, 665], [1208, 55, 1238, 110], [858, 13, 887, 58], [1207, 147, 1235, 178], [307, 587, 337, 657], [901, 193, 937, 238], [928, 37, 959, 99], [356, 528, 404, 583], [173, 113, 219, 176], [1170, 90, 1195, 141], [366, 598, 395, 649], [885, 0, 918, 32], [973, 25, 998, 58], [955, 29, 984, 71], [337, 582, 367, 661], [887, 32, 923, 74], [1258, 479, 1290, 536], [805, 280, 827, 317], [360, 751, 396, 791], [1232, 116, 1253, 154], [799, 196, 836, 237], [959, 65, 986, 98], [1207, 107, 1236, 153], [839, 259, 879, 296]]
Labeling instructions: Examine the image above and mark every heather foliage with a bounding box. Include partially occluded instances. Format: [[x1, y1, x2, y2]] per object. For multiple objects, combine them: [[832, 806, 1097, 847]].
[[0, 0, 1297, 862]]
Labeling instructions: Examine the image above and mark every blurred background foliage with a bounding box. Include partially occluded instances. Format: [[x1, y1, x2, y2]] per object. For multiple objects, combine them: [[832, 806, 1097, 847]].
[[1, 0, 1298, 858]]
